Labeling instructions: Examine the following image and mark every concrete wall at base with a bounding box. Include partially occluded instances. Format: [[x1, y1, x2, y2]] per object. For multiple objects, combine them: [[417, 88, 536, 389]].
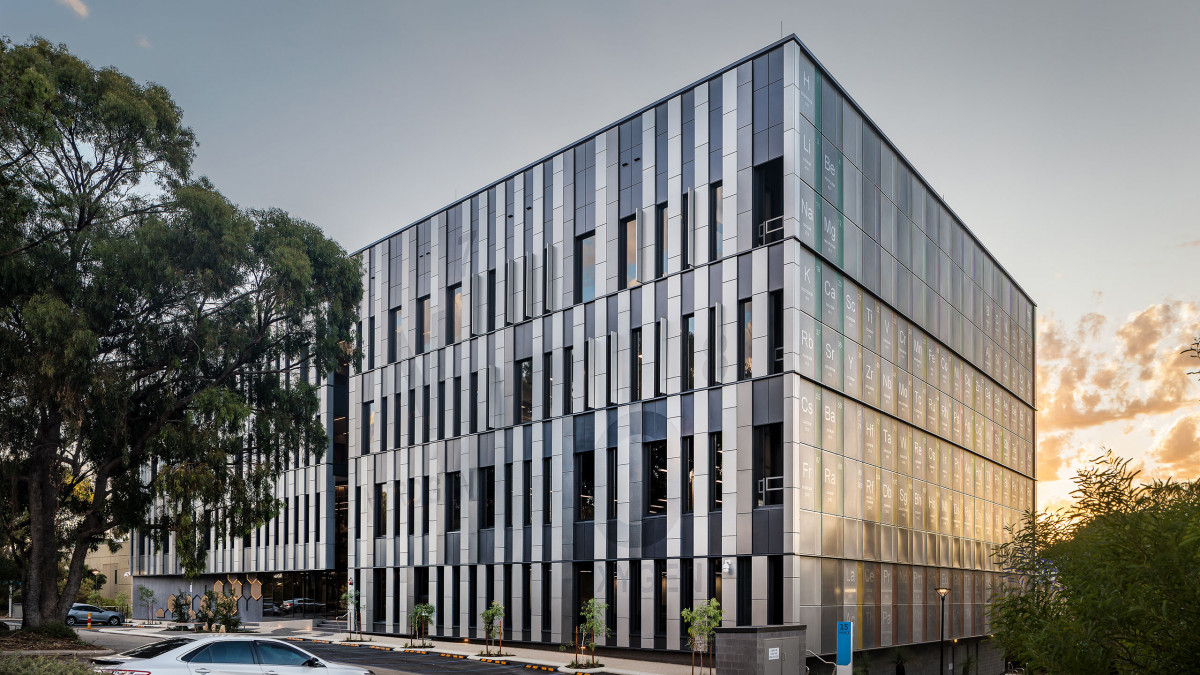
[[716, 625, 807, 675], [128, 576, 264, 623]]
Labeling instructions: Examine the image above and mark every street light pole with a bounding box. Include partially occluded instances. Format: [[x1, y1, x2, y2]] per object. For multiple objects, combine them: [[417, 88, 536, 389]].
[[936, 587, 951, 675]]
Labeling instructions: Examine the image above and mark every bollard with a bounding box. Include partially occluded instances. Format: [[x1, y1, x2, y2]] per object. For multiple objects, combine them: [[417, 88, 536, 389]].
[[87, 612, 92, 629]]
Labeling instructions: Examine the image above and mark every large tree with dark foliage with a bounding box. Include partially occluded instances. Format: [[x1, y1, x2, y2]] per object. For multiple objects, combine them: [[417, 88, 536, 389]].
[[0, 37, 361, 628], [988, 452, 1200, 674]]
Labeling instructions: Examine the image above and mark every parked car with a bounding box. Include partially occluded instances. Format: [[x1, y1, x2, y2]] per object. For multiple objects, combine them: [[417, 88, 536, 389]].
[[67, 603, 124, 626], [91, 636, 375, 675], [280, 597, 323, 614]]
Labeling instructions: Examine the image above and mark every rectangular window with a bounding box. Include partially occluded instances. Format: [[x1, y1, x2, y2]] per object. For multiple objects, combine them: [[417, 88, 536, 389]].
[[416, 296, 430, 354], [437, 381, 445, 440], [446, 472, 461, 532], [607, 447, 618, 519], [739, 299, 753, 379], [304, 494, 310, 544], [504, 462, 513, 529], [480, 466, 496, 528], [630, 560, 642, 635], [563, 347, 574, 415], [447, 283, 462, 344], [469, 373, 478, 433], [453, 376, 461, 436], [407, 477, 415, 536], [709, 182, 724, 260], [653, 321, 663, 397], [619, 215, 639, 289], [408, 388, 415, 444], [516, 358, 533, 423], [543, 457, 553, 525], [709, 307, 720, 385], [487, 269, 497, 332], [767, 555, 783, 624], [753, 158, 784, 246], [577, 450, 595, 521], [754, 423, 783, 507], [394, 397, 402, 449], [683, 436, 694, 514], [523, 460, 533, 527], [681, 192, 690, 269], [380, 396, 388, 451], [710, 432, 723, 511], [388, 307, 401, 363], [655, 559, 667, 636], [352, 487, 359, 539], [314, 493, 320, 543], [646, 441, 667, 516], [421, 475, 430, 534], [576, 233, 596, 303], [683, 314, 695, 391], [361, 401, 374, 454], [367, 316, 375, 370], [374, 483, 387, 537], [769, 290, 784, 375], [631, 328, 643, 400], [583, 340, 591, 410], [393, 480, 402, 536], [655, 203, 668, 278], [422, 385, 430, 444], [542, 352, 553, 416]]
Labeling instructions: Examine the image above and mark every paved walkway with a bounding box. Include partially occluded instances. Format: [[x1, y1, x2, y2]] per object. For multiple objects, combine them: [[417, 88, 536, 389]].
[[104, 622, 700, 675]]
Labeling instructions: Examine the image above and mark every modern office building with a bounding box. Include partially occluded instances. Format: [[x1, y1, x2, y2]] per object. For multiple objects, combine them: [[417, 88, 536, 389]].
[[134, 34, 1035, 665]]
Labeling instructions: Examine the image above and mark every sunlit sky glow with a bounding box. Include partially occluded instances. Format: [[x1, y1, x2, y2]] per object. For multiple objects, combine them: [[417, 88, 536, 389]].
[[5, 0, 1199, 509]]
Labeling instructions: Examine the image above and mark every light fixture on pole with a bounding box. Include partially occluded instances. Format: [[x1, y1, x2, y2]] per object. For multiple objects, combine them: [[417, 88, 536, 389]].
[[936, 587, 951, 674]]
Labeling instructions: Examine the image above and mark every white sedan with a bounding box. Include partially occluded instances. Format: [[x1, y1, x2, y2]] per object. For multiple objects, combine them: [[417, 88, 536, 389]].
[[91, 636, 375, 675]]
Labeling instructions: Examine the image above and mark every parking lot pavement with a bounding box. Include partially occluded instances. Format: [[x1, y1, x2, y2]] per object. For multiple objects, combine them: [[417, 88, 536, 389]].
[[294, 640, 555, 674]]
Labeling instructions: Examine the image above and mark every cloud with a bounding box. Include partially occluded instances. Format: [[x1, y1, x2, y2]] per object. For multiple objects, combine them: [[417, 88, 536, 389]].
[[1181, 239, 1200, 248], [136, 36, 153, 50], [1037, 302, 1200, 435], [1036, 431, 1088, 482], [56, 0, 89, 18], [1152, 413, 1200, 479]]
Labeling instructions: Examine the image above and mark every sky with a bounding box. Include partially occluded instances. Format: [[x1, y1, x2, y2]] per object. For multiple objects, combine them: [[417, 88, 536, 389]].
[[4, 0, 1199, 510]]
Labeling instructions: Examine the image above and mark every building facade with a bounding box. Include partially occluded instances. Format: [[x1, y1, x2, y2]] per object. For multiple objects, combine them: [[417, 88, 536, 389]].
[[134, 35, 1035, 661], [346, 34, 1034, 658]]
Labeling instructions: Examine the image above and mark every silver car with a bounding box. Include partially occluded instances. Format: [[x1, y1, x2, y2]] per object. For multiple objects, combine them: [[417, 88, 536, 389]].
[[67, 603, 124, 626], [92, 636, 375, 675]]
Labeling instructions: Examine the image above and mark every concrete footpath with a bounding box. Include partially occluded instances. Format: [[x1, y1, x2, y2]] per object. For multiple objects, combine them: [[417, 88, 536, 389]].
[[100, 621, 700, 675]]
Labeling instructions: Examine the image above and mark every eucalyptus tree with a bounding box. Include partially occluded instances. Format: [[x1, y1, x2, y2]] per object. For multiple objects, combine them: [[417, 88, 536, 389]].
[[0, 37, 361, 628]]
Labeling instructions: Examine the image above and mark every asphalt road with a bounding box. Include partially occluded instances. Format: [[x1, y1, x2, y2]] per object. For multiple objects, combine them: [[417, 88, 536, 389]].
[[82, 630, 549, 675]]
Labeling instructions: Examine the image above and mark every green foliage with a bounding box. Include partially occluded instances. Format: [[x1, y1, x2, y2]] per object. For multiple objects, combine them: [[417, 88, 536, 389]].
[[988, 452, 1200, 674], [137, 585, 156, 622], [0, 37, 362, 627], [480, 600, 504, 654], [194, 588, 239, 632], [169, 591, 191, 624], [0, 656, 95, 675], [409, 602, 435, 646], [578, 598, 609, 666], [18, 622, 76, 640], [681, 598, 722, 675]]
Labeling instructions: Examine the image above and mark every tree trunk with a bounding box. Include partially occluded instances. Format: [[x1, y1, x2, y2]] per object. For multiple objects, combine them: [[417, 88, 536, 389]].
[[23, 412, 67, 628]]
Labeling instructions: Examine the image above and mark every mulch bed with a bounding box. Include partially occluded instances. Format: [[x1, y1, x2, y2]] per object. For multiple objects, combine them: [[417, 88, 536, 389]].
[[0, 631, 98, 652]]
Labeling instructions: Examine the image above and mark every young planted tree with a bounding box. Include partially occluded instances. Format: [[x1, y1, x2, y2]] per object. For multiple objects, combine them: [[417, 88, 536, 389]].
[[578, 598, 609, 667], [480, 600, 505, 655], [0, 38, 362, 628], [681, 598, 723, 675], [989, 452, 1200, 674], [408, 603, 435, 647]]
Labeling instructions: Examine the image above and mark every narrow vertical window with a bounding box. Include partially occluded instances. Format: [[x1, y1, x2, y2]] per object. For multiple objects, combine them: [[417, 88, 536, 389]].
[[738, 298, 753, 379], [393, 480, 401, 536], [576, 233, 596, 303], [710, 432, 723, 511], [408, 389, 415, 444], [469, 373, 478, 434], [655, 203, 668, 278], [542, 352, 553, 417], [421, 475, 430, 534], [504, 462, 513, 528], [543, 457, 553, 525], [361, 401, 374, 454], [769, 289, 784, 375], [422, 384, 430, 444], [683, 314, 695, 391], [487, 269, 497, 332], [446, 472, 461, 532], [563, 346, 574, 415], [607, 447, 618, 519], [576, 450, 595, 521], [681, 192, 690, 269], [452, 376, 461, 436], [447, 283, 462, 344], [367, 316, 376, 370], [753, 159, 784, 246], [683, 436, 694, 514], [315, 493, 321, 543], [629, 328, 643, 400], [480, 466, 496, 528], [653, 321, 663, 397], [709, 306, 720, 385], [516, 358, 533, 423], [646, 441, 667, 516], [374, 483, 386, 537], [710, 182, 724, 260], [416, 296, 430, 354], [407, 478, 415, 536], [388, 307, 401, 363], [394, 397, 402, 449], [437, 381, 445, 440], [619, 216, 639, 289], [380, 396, 388, 450], [583, 340, 592, 410], [523, 460, 533, 527]]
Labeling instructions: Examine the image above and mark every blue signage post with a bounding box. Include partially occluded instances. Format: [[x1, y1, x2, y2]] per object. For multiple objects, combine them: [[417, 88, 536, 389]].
[[836, 621, 854, 675]]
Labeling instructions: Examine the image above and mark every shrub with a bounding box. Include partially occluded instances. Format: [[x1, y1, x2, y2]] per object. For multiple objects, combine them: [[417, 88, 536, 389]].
[[0, 655, 94, 675], [22, 622, 77, 640]]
